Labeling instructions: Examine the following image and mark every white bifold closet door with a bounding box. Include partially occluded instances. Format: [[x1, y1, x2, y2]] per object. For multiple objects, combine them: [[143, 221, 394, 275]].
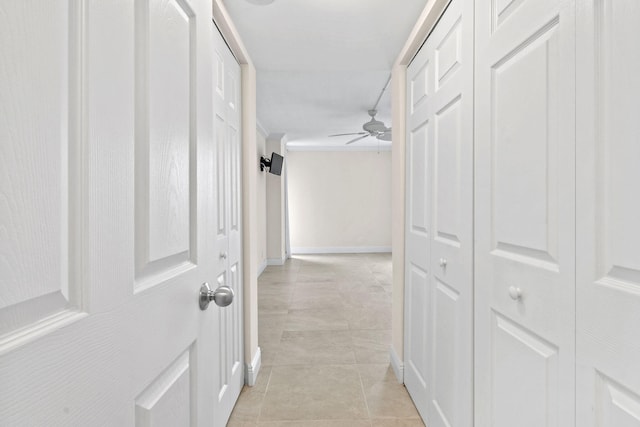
[[474, 0, 576, 426], [404, 0, 474, 424], [576, 2, 640, 426]]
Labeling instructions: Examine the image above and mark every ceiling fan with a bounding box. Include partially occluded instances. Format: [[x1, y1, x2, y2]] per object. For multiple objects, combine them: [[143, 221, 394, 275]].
[[328, 76, 392, 144]]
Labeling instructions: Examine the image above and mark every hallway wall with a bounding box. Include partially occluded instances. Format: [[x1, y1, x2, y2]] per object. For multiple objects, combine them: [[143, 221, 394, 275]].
[[287, 149, 392, 253], [257, 127, 267, 273]]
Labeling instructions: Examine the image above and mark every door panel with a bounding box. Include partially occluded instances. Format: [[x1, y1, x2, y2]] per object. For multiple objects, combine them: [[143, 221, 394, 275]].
[[405, 0, 473, 425], [492, 313, 559, 427], [0, 0, 83, 345], [135, 348, 196, 427], [474, 0, 575, 425], [491, 21, 559, 265], [0, 1, 231, 425], [576, 2, 640, 426], [135, 0, 196, 289]]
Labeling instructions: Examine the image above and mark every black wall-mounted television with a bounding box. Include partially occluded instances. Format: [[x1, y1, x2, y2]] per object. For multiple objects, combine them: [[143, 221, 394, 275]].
[[268, 152, 284, 176]]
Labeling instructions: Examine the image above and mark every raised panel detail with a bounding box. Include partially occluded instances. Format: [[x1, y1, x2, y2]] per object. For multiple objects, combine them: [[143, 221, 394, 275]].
[[0, 1, 84, 349], [434, 95, 462, 247], [436, 18, 462, 88], [227, 73, 237, 112], [216, 271, 229, 401], [493, 0, 528, 30], [135, 347, 195, 427], [215, 52, 224, 98], [595, 1, 640, 292], [230, 264, 240, 366], [492, 313, 559, 427], [229, 126, 239, 232], [409, 122, 429, 236], [432, 279, 459, 427], [135, 0, 197, 288], [407, 264, 429, 387], [411, 61, 429, 113], [215, 114, 227, 237], [491, 20, 560, 270], [597, 373, 640, 426]]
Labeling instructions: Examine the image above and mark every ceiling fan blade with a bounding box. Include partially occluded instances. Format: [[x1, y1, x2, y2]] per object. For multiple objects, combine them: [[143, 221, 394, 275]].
[[346, 134, 371, 145], [328, 132, 368, 137]]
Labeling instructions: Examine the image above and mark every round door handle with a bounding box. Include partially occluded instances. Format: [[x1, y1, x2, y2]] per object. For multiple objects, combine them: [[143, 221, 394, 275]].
[[439, 258, 448, 268], [508, 286, 522, 301], [220, 252, 227, 260], [199, 282, 234, 310]]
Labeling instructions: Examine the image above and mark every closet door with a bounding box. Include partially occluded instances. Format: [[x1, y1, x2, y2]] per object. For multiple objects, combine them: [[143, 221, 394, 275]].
[[474, 0, 576, 426], [576, 3, 640, 425], [212, 26, 244, 426], [427, 0, 474, 425], [404, 0, 473, 424], [405, 34, 433, 421]]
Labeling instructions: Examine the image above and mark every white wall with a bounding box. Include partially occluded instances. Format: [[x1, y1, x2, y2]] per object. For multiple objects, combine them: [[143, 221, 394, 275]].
[[256, 127, 267, 274], [265, 135, 287, 263], [287, 150, 392, 253]]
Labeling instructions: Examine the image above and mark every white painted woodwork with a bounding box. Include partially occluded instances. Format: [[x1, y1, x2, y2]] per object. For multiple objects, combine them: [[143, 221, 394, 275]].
[[576, 2, 640, 426], [0, 1, 83, 343], [474, 0, 576, 425], [212, 25, 244, 425], [404, 0, 474, 424], [0, 1, 242, 425], [405, 36, 432, 419]]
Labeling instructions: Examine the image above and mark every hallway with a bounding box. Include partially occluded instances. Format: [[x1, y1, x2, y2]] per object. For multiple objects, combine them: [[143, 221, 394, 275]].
[[228, 254, 423, 426]]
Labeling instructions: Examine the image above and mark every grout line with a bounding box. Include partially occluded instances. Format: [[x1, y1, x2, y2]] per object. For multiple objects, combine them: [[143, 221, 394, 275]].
[[357, 363, 373, 421], [255, 366, 272, 423]]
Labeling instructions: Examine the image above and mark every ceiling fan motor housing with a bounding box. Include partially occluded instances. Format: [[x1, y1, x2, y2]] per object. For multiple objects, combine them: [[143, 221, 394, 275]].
[[362, 109, 387, 133]]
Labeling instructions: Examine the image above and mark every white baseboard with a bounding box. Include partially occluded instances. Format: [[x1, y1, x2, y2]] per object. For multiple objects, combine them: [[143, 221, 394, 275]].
[[245, 347, 261, 386], [390, 345, 404, 384], [291, 246, 392, 255], [267, 258, 286, 266], [258, 259, 268, 276]]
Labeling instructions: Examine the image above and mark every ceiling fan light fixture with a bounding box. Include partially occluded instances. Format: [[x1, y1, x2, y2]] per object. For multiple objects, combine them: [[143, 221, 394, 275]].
[[363, 118, 387, 133]]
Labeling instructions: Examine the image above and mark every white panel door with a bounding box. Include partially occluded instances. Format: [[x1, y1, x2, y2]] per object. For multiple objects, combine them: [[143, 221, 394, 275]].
[[404, 0, 474, 424], [405, 29, 433, 421], [428, 0, 474, 425], [0, 1, 237, 425], [576, 2, 640, 426], [212, 26, 244, 426], [474, 0, 576, 426]]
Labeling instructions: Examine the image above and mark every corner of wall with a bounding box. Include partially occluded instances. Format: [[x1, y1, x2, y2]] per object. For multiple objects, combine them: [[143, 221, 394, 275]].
[[391, 65, 407, 365], [245, 346, 262, 386], [390, 345, 404, 384]]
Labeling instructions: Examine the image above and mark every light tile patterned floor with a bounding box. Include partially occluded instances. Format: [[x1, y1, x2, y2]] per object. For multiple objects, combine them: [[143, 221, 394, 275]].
[[228, 254, 424, 427]]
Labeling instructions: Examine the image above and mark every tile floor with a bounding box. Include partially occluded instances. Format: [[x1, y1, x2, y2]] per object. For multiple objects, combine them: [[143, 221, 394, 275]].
[[228, 253, 425, 426]]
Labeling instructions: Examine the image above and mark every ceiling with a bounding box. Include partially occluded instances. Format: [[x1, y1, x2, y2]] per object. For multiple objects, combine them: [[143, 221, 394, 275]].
[[223, 0, 429, 147]]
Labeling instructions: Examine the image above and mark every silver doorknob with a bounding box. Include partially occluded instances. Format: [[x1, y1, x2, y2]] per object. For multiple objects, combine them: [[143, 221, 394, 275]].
[[439, 258, 447, 268], [219, 252, 227, 260], [199, 282, 234, 310], [508, 286, 522, 301]]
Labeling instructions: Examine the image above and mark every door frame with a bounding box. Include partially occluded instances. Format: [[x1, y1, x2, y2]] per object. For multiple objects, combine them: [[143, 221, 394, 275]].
[[212, 0, 261, 386], [389, 0, 452, 382]]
